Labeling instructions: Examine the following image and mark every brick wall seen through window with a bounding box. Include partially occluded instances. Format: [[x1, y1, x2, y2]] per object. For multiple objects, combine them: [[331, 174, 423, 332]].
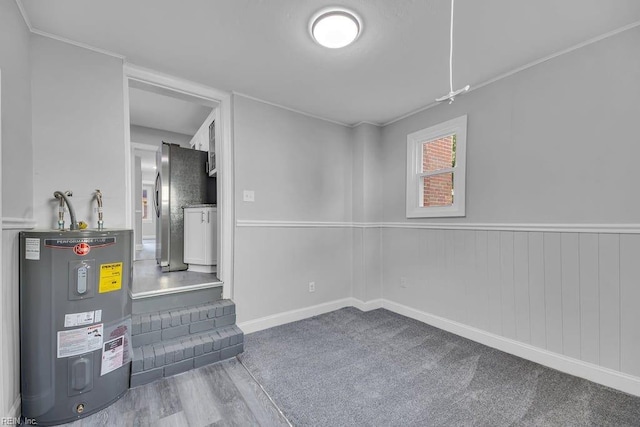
[[422, 135, 455, 207]]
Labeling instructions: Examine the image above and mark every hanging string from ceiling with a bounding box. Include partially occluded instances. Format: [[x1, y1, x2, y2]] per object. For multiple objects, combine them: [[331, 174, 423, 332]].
[[435, 0, 470, 104]]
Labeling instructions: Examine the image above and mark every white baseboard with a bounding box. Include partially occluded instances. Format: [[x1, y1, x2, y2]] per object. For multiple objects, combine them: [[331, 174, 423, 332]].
[[382, 299, 640, 398], [237, 296, 640, 397], [9, 394, 20, 419], [351, 298, 384, 312], [238, 298, 357, 334]]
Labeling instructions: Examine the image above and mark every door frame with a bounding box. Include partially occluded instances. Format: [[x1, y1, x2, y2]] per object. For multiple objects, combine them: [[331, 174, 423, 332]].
[[0, 68, 4, 417], [131, 142, 159, 248], [123, 64, 234, 299]]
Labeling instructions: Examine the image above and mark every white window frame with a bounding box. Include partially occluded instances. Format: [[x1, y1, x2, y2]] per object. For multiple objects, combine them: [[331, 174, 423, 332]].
[[406, 115, 467, 218]]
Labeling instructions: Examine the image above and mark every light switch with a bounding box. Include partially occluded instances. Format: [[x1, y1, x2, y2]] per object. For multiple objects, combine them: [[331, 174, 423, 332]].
[[243, 190, 255, 202]]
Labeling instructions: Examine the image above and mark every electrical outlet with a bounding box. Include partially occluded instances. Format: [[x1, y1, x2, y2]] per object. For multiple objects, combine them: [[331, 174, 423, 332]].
[[243, 190, 255, 202], [400, 277, 408, 288], [308, 281, 316, 293]]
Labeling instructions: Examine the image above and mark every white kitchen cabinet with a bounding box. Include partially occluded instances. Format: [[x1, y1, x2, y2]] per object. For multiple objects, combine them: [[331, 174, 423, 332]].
[[183, 206, 217, 273], [188, 107, 218, 177]]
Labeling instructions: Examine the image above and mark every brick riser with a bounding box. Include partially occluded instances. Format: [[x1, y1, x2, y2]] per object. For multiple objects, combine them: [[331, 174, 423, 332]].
[[130, 299, 244, 387]]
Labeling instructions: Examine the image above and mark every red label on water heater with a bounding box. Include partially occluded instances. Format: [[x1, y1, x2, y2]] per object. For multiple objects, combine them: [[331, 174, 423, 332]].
[[73, 243, 91, 256]]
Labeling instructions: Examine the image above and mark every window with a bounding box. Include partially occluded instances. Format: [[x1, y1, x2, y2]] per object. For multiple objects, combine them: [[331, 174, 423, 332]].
[[406, 115, 467, 218]]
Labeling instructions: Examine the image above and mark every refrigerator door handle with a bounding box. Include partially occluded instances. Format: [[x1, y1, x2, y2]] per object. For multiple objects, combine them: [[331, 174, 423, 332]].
[[154, 172, 161, 218]]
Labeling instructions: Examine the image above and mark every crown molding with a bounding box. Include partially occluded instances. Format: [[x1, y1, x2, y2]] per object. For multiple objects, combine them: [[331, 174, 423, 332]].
[[30, 28, 125, 60], [14, 0, 32, 31], [352, 121, 382, 128], [232, 92, 352, 128], [383, 19, 640, 127], [15, 0, 125, 60]]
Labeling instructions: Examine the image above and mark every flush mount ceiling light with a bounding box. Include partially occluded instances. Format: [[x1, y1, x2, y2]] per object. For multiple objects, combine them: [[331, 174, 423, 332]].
[[310, 8, 361, 49]]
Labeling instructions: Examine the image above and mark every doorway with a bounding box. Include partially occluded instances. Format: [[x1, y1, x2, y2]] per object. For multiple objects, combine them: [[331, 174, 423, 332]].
[[131, 142, 160, 262], [124, 65, 234, 301]]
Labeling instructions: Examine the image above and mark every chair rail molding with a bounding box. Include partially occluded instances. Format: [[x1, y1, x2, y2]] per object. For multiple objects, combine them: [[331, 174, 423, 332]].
[[236, 219, 640, 234], [2, 217, 36, 230]]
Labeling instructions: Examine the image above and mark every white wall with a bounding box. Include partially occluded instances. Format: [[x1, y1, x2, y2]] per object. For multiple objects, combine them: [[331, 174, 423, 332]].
[[233, 95, 354, 323], [142, 183, 156, 239], [134, 156, 143, 248], [0, 1, 33, 418], [31, 35, 126, 229], [130, 124, 192, 149], [379, 27, 640, 380], [351, 123, 383, 303]]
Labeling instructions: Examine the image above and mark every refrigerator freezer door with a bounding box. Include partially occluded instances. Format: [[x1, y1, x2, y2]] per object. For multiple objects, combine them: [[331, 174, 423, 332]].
[[157, 143, 170, 267], [166, 144, 209, 271]]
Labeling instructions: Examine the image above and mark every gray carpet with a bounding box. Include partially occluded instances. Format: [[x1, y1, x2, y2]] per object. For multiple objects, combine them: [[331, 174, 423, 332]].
[[239, 308, 640, 426]]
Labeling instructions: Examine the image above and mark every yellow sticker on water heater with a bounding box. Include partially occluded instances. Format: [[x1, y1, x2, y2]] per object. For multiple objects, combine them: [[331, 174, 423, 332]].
[[99, 262, 123, 293]]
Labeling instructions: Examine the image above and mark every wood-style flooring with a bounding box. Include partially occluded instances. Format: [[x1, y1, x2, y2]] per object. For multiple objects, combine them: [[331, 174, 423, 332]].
[[62, 358, 290, 427], [132, 259, 221, 295]]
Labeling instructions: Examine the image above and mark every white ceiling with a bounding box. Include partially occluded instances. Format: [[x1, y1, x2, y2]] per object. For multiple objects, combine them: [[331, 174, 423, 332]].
[[20, 0, 640, 125], [129, 86, 212, 136]]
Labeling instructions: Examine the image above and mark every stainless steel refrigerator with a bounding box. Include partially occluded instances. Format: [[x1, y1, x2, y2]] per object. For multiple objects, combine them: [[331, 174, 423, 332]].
[[154, 142, 215, 272]]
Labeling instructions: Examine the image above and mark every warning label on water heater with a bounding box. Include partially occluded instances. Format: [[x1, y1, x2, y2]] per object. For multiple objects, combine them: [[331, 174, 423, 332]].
[[57, 324, 103, 358], [101, 335, 125, 376], [64, 309, 102, 327], [99, 262, 123, 293], [25, 238, 40, 260]]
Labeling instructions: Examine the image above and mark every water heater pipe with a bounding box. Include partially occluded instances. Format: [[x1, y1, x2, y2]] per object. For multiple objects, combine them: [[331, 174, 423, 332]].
[[53, 190, 79, 230], [95, 189, 104, 230], [55, 195, 65, 230]]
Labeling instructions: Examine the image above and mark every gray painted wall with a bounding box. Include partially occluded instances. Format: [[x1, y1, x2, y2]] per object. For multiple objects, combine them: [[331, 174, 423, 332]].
[[0, 1, 33, 417], [233, 95, 354, 322], [130, 124, 193, 149], [31, 35, 126, 229], [381, 26, 640, 225], [351, 124, 383, 303], [234, 96, 353, 223], [0, 1, 33, 218], [379, 28, 640, 377]]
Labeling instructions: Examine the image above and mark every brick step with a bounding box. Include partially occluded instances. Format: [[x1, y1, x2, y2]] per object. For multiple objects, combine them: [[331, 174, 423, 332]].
[[130, 325, 244, 387], [131, 300, 236, 348]]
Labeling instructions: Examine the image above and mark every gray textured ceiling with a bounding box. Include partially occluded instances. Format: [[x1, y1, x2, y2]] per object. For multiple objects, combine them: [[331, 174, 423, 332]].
[[20, 0, 640, 125]]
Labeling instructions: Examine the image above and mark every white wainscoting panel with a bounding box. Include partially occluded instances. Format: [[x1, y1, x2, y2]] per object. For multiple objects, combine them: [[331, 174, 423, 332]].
[[382, 228, 640, 381], [579, 233, 600, 365], [620, 235, 640, 377], [543, 233, 563, 354], [234, 226, 353, 325], [599, 234, 621, 371], [528, 232, 546, 349], [2, 229, 22, 418], [561, 233, 581, 360], [235, 220, 640, 394]]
